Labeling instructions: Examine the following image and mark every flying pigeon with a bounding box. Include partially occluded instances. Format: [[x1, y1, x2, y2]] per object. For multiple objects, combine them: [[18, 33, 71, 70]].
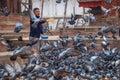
[[59, 48, 73, 59], [14, 22, 24, 33], [101, 6, 111, 16], [68, 14, 81, 25], [83, 15, 89, 23], [106, 0, 112, 4], [89, 15, 96, 22], [63, 0, 69, 3], [1, 7, 10, 16], [117, 6, 120, 10], [56, 0, 62, 4]]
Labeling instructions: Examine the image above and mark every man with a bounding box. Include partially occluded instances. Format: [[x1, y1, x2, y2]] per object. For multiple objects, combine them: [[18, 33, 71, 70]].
[[28, 8, 46, 46]]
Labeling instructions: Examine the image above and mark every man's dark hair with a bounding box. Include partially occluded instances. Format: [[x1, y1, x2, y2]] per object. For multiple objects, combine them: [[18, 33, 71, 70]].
[[33, 8, 39, 12]]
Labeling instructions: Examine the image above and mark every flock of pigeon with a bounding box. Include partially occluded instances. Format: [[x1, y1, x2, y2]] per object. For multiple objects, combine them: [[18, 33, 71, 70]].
[[0, 0, 120, 80], [0, 26, 120, 80]]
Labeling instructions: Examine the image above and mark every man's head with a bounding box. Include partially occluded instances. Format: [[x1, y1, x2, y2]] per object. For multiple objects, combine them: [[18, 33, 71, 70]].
[[33, 8, 40, 16]]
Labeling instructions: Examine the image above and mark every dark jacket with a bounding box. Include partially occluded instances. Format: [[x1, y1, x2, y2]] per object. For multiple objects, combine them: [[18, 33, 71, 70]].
[[29, 16, 46, 38]]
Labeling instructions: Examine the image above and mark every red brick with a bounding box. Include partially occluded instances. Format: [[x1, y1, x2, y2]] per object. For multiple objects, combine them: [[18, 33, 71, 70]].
[[0, 15, 8, 21], [9, 14, 21, 21]]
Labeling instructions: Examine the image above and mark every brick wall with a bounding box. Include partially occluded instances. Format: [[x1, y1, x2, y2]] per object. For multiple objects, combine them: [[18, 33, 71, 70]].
[[102, 0, 120, 17], [0, 14, 30, 31]]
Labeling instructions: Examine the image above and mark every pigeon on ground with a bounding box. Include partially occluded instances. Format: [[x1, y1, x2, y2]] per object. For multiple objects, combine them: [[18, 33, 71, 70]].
[[89, 15, 96, 22], [59, 48, 74, 59]]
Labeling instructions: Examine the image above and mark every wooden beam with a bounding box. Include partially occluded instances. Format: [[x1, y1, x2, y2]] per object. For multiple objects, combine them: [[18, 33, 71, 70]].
[[29, 0, 32, 10], [6, 0, 10, 11], [13, 0, 18, 13]]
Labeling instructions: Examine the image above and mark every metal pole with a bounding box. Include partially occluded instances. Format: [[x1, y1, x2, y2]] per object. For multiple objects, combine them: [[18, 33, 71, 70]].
[[63, 1, 68, 30], [41, 0, 44, 18]]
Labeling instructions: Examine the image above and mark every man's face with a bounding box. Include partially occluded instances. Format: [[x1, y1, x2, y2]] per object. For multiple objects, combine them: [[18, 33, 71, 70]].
[[34, 9, 40, 16]]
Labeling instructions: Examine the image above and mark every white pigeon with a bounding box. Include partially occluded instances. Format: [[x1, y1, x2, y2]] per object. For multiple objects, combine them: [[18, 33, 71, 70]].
[[90, 56, 98, 62], [101, 6, 111, 16], [111, 47, 117, 54]]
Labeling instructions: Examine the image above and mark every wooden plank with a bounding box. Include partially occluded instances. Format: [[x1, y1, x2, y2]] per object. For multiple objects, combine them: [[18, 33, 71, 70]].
[[0, 30, 29, 34]]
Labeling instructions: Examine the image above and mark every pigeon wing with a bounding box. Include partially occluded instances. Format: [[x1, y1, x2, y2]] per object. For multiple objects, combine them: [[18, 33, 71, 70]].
[[14, 61, 22, 72], [5, 64, 15, 77]]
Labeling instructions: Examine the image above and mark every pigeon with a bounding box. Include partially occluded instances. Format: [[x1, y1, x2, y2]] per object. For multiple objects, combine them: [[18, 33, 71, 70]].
[[52, 41, 61, 52], [101, 6, 111, 16], [56, 0, 62, 4], [59, 48, 74, 59], [90, 56, 98, 62], [1, 40, 14, 51], [59, 35, 69, 48], [40, 42, 51, 52], [106, 0, 112, 4], [89, 42, 100, 48], [89, 15, 96, 22], [117, 6, 120, 10], [83, 15, 89, 23], [14, 22, 24, 33], [68, 14, 81, 25], [0, 68, 8, 80], [10, 46, 33, 59], [98, 25, 117, 39], [1, 7, 10, 16], [63, 0, 69, 3], [5, 64, 17, 80]]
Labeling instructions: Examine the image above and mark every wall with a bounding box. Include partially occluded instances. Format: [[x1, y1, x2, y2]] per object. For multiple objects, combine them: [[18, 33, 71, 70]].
[[101, 0, 120, 18]]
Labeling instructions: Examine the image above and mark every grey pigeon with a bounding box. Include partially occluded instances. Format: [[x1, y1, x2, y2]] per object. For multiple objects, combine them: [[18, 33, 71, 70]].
[[59, 48, 74, 59], [83, 15, 89, 23], [89, 15, 96, 22], [1, 7, 10, 16], [101, 6, 111, 16], [68, 14, 81, 25], [106, 0, 112, 4], [56, 0, 62, 3], [14, 22, 24, 33]]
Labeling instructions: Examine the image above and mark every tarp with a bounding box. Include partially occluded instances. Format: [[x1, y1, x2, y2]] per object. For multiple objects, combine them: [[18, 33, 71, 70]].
[[79, 1, 101, 8]]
